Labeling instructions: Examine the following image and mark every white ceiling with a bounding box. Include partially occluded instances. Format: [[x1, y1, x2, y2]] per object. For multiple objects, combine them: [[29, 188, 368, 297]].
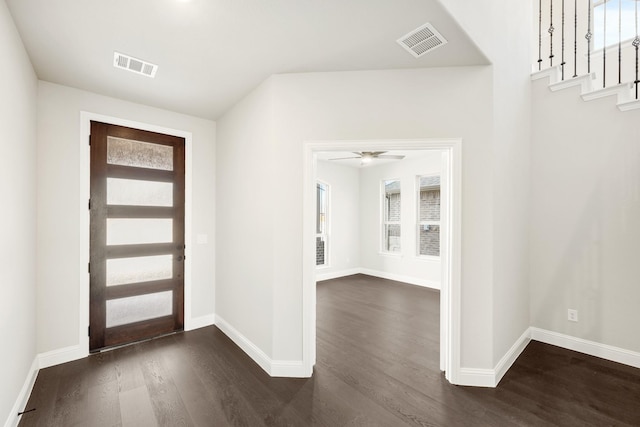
[[6, 0, 488, 120]]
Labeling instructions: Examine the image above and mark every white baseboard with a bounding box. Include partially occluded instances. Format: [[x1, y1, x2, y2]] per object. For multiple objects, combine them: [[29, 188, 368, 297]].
[[316, 268, 361, 282], [456, 327, 530, 388], [315, 267, 440, 290], [185, 313, 215, 331], [214, 315, 310, 378], [214, 315, 272, 374], [494, 328, 531, 386], [4, 358, 38, 427], [456, 367, 495, 387], [37, 344, 86, 370], [34, 313, 216, 370], [271, 360, 310, 377], [530, 327, 640, 369], [359, 268, 440, 290]]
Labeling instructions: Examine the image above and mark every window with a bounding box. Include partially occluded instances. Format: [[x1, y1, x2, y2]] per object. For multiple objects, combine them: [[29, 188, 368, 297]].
[[316, 181, 329, 266], [382, 179, 401, 253], [417, 175, 440, 257], [593, 0, 638, 50]]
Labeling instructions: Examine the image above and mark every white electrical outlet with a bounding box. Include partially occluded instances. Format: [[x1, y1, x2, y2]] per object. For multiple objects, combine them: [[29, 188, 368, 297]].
[[568, 309, 578, 322]]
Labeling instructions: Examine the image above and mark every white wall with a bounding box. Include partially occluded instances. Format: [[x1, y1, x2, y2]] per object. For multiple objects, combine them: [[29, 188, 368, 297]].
[[316, 160, 360, 279], [531, 79, 640, 353], [215, 78, 275, 357], [218, 66, 494, 367], [359, 153, 442, 288], [36, 81, 216, 354], [0, 0, 38, 425], [440, 0, 533, 367], [269, 68, 493, 366]]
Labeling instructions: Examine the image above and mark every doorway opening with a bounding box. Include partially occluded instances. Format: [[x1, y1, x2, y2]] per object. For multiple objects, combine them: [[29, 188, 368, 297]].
[[302, 139, 462, 383]]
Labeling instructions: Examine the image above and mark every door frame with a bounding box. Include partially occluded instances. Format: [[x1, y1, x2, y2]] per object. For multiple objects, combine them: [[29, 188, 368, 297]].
[[302, 138, 462, 384], [79, 112, 193, 355]]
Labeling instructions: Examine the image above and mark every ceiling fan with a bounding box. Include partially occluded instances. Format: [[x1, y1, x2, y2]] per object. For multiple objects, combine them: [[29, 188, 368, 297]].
[[329, 151, 405, 164]]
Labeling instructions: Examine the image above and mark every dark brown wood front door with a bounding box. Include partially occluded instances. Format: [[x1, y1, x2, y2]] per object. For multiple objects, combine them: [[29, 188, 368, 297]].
[[89, 121, 185, 352]]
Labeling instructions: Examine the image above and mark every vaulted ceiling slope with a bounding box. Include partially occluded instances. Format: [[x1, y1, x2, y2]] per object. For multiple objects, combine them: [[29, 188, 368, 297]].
[[6, 0, 488, 119]]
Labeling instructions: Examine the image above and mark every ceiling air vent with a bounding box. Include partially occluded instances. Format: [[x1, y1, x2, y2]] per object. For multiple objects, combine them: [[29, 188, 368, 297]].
[[397, 22, 447, 58], [113, 52, 158, 78]]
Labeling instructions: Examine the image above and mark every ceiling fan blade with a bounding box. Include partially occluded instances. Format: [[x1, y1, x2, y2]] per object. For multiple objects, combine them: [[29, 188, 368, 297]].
[[368, 151, 388, 157], [376, 155, 405, 160], [328, 156, 362, 161]]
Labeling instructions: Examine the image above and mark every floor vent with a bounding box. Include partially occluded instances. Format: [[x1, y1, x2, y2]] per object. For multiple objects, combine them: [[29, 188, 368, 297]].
[[113, 52, 158, 78], [397, 22, 447, 58]]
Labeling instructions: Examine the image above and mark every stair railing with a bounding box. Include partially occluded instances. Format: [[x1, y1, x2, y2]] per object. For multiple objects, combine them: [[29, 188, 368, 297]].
[[536, 0, 640, 99]]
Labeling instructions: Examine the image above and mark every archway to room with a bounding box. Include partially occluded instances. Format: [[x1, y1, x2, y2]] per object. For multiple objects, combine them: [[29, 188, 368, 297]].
[[302, 139, 462, 385]]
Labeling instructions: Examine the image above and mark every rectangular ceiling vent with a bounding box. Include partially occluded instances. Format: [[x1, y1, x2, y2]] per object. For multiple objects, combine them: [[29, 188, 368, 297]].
[[113, 52, 158, 78], [397, 22, 447, 58]]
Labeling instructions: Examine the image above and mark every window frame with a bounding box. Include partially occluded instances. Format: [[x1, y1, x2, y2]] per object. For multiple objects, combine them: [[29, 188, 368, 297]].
[[592, 0, 639, 51], [416, 174, 441, 259], [381, 178, 402, 255], [316, 180, 330, 268]]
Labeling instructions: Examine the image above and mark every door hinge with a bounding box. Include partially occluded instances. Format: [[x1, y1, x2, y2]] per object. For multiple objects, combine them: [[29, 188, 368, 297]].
[[88, 263, 90, 274], [88, 326, 90, 336], [88, 199, 91, 210], [88, 135, 91, 145]]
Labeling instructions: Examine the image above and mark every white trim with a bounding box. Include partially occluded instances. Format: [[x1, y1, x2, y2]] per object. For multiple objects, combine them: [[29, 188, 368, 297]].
[[456, 327, 640, 388], [214, 315, 310, 378], [316, 179, 330, 268], [316, 268, 361, 282], [37, 345, 85, 369], [494, 328, 531, 386], [79, 112, 194, 353], [185, 314, 216, 331], [381, 177, 402, 255], [315, 267, 440, 289], [530, 65, 561, 82], [270, 360, 308, 377], [444, 142, 462, 383], [456, 327, 531, 388], [4, 358, 38, 427], [549, 73, 595, 94], [581, 82, 633, 103], [617, 98, 640, 111], [359, 268, 440, 290], [214, 315, 271, 374], [377, 252, 402, 258], [530, 65, 597, 94], [303, 138, 462, 385], [456, 368, 495, 387], [416, 172, 441, 259], [530, 327, 640, 369]]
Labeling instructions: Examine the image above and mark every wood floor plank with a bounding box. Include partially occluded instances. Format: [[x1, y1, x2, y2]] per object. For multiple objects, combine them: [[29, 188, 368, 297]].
[[49, 359, 90, 426], [17, 367, 60, 427], [119, 386, 158, 427], [86, 380, 121, 427], [137, 339, 195, 427], [112, 344, 146, 394], [18, 274, 640, 427]]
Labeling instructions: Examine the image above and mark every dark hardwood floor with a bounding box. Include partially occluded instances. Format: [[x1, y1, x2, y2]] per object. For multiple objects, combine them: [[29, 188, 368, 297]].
[[18, 274, 640, 426]]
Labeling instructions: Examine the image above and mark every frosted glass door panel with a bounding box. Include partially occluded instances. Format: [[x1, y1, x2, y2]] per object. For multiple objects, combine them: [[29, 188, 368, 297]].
[[107, 255, 172, 286], [107, 137, 173, 171], [107, 178, 173, 207], [107, 219, 173, 245], [106, 291, 173, 328]]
